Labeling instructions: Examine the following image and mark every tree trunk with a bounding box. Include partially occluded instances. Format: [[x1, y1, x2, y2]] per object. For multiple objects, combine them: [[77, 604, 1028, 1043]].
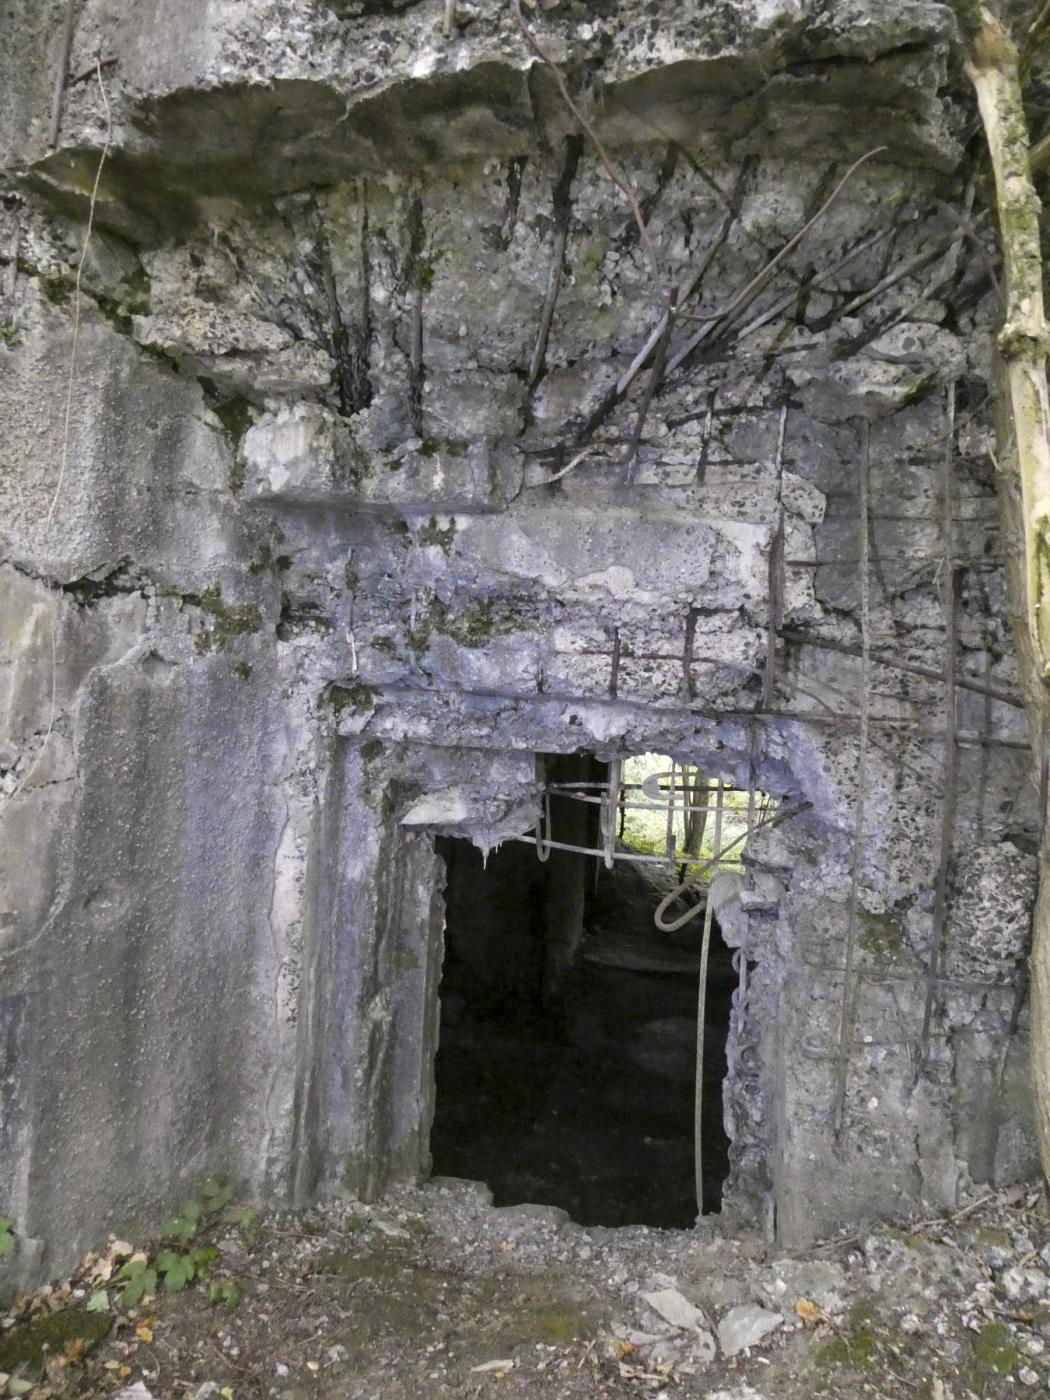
[[963, 4, 1050, 1180]]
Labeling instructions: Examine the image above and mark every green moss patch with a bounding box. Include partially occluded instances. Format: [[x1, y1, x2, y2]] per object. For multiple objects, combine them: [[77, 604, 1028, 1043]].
[[323, 682, 375, 716], [815, 1301, 880, 1371], [194, 584, 263, 654], [968, 1321, 1021, 1380], [0, 1308, 110, 1374]]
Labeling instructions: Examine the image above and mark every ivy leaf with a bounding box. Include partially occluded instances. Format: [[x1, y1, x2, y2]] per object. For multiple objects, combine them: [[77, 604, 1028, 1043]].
[[161, 1213, 197, 1243], [208, 1280, 240, 1312], [119, 1265, 157, 1307], [160, 1254, 195, 1292], [86, 1289, 110, 1313], [201, 1179, 233, 1212]]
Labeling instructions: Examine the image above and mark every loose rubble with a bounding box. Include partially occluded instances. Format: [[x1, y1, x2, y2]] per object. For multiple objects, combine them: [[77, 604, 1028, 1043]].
[[3, 1180, 1050, 1396]]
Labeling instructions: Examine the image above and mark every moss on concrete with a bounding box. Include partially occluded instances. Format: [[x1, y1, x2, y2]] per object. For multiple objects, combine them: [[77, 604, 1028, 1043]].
[[814, 1301, 880, 1371], [858, 910, 905, 958], [416, 516, 457, 553], [323, 681, 375, 716], [407, 593, 523, 654], [967, 1321, 1021, 1379], [194, 584, 263, 654], [248, 544, 292, 576]]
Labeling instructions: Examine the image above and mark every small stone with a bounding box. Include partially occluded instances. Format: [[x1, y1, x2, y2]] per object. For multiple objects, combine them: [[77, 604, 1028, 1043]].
[[274, 1362, 290, 1377], [642, 1288, 707, 1331], [615, 1327, 671, 1346], [115, 1387, 155, 1400], [491, 1203, 569, 1230], [1018, 1365, 1039, 1386], [327, 1344, 348, 1363], [194, 1386, 222, 1400], [1023, 1336, 1045, 1357], [900, 1313, 921, 1334], [763, 1260, 846, 1318], [1001, 1268, 1050, 1302], [717, 1304, 783, 1357]]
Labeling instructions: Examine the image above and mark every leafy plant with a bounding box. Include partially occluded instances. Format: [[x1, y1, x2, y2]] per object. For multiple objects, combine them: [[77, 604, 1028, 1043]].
[[117, 1256, 158, 1308], [113, 1180, 248, 1310], [0, 1215, 15, 1260], [155, 1245, 218, 1292], [161, 1197, 202, 1243], [117, 1181, 247, 1309], [208, 1279, 239, 1311], [200, 1177, 234, 1214], [227, 1204, 257, 1240]]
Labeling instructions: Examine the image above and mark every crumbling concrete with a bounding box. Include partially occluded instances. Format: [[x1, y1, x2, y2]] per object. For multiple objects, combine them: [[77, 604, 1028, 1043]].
[[0, 0, 1040, 1290]]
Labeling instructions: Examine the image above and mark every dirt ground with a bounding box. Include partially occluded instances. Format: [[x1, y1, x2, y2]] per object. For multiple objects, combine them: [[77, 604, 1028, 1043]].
[[4, 1178, 1050, 1399]]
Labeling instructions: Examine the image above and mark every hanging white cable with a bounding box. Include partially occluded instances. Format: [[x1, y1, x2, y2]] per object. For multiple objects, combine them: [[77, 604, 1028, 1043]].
[[695, 779, 725, 1216]]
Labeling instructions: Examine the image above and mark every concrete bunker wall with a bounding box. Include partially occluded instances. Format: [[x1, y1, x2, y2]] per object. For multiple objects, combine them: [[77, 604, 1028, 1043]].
[[0, 0, 1042, 1289]]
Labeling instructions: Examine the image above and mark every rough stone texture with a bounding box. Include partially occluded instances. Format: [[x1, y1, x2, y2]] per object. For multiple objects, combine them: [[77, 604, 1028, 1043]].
[[0, 0, 1041, 1289], [717, 1303, 783, 1358]]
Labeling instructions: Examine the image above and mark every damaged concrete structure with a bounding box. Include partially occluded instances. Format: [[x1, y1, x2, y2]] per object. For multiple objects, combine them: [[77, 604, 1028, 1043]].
[[0, 0, 1042, 1288]]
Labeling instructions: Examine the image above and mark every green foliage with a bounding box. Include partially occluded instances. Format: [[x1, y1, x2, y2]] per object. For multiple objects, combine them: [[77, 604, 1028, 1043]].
[[208, 1279, 240, 1311], [227, 1204, 258, 1241], [619, 752, 760, 871], [201, 1177, 234, 1212], [117, 1258, 158, 1308], [155, 1245, 219, 1292], [161, 1197, 202, 1242], [86, 1289, 110, 1313], [0, 1215, 15, 1260], [0, 319, 22, 348], [118, 1180, 244, 1309]]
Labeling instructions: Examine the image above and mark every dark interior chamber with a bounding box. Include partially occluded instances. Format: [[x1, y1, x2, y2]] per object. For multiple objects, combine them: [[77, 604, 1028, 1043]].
[[429, 756, 738, 1229]]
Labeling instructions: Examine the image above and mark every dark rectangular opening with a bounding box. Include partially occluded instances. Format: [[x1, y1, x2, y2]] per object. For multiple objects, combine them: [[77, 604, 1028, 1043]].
[[429, 755, 740, 1228]]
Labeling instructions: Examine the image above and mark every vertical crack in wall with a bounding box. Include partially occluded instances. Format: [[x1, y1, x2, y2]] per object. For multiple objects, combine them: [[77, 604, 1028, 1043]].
[[401, 189, 427, 435], [314, 192, 373, 417]]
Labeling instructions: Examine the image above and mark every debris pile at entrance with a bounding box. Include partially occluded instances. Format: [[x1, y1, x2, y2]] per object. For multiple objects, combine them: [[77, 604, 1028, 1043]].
[[5, 1179, 1050, 1397]]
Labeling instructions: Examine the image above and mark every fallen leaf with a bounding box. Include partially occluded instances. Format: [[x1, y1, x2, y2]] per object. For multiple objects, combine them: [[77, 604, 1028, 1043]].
[[62, 1337, 87, 1363], [616, 1342, 638, 1357], [470, 1359, 516, 1373], [795, 1297, 822, 1324], [135, 1325, 153, 1343]]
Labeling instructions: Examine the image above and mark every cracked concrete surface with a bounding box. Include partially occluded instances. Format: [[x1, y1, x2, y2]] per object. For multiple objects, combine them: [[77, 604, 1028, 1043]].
[[0, 0, 1042, 1295]]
